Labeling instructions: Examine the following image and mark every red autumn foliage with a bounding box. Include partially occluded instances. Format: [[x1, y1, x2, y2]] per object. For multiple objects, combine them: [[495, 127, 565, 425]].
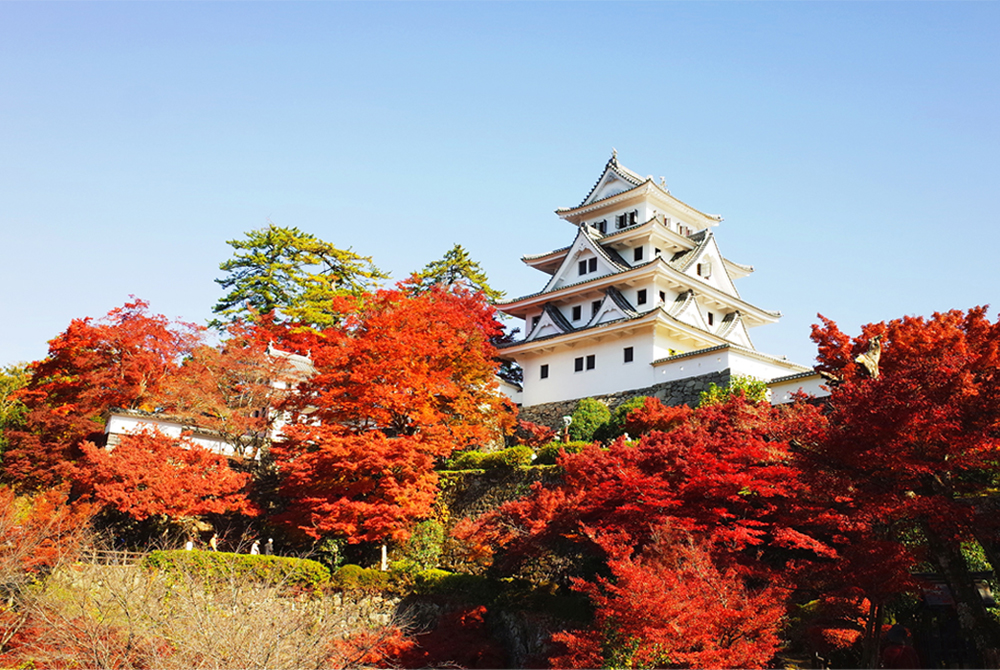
[[0, 486, 92, 579], [272, 286, 514, 543], [395, 605, 507, 669], [461, 394, 833, 576], [76, 429, 255, 521], [159, 321, 288, 460], [3, 299, 201, 490], [328, 626, 415, 668], [515, 420, 556, 448], [551, 531, 784, 669]]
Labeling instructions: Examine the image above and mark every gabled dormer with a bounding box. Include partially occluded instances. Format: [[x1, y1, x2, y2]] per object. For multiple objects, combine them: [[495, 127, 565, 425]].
[[668, 231, 741, 298], [586, 287, 639, 328], [717, 311, 755, 349], [525, 303, 575, 342], [541, 226, 628, 293], [667, 290, 712, 332], [577, 152, 646, 208]]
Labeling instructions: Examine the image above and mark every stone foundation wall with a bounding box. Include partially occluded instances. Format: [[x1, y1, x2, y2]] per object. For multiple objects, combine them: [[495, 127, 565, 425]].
[[517, 369, 730, 430]]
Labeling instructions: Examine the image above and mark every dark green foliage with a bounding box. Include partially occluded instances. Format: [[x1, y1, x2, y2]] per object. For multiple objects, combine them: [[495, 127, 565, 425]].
[[593, 396, 648, 442], [408, 244, 505, 304], [143, 550, 330, 589], [534, 441, 591, 466], [411, 569, 500, 602], [568, 398, 610, 442], [445, 445, 534, 471], [330, 563, 390, 591], [399, 519, 445, 571]]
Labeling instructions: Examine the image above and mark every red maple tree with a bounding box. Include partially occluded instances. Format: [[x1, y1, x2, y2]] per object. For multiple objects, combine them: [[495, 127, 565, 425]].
[[551, 530, 785, 669], [3, 299, 201, 490], [272, 286, 513, 544], [159, 320, 289, 461], [460, 394, 832, 578], [809, 307, 1000, 664], [76, 429, 255, 521]]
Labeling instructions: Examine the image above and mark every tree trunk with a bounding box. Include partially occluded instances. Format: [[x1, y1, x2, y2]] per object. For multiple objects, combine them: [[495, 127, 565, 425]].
[[859, 600, 883, 669], [923, 521, 1000, 668]]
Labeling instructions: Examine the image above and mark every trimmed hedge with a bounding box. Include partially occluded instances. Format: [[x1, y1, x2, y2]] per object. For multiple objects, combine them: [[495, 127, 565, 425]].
[[143, 550, 331, 589], [330, 564, 390, 591], [445, 445, 534, 471], [534, 441, 591, 466]]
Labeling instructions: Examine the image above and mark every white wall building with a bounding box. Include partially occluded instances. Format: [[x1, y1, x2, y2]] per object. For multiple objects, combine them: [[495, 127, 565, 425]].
[[498, 153, 825, 407]]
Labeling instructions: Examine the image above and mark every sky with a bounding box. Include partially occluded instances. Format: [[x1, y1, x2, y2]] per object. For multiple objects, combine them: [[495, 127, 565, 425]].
[[2, 2, 999, 370]]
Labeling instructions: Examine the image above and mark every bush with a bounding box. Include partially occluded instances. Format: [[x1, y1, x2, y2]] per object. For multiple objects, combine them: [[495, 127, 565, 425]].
[[594, 396, 649, 442], [699, 375, 769, 406], [534, 441, 591, 466], [568, 398, 611, 442], [143, 550, 330, 590], [411, 569, 497, 601], [400, 519, 444, 571], [330, 564, 390, 591], [445, 445, 534, 471]]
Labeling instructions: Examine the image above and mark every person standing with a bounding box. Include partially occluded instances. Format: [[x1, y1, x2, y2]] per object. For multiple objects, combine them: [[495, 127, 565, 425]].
[[881, 624, 921, 669], [250, 539, 260, 556], [264, 538, 274, 556], [209, 533, 218, 552]]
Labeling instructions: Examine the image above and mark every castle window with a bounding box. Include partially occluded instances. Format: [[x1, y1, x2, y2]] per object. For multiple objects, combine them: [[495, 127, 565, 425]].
[[659, 291, 666, 304], [586, 354, 596, 370], [572, 305, 582, 321], [532, 316, 540, 330], [624, 347, 634, 363], [592, 300, 601, 317], [540, 364, 549, 379], [574, 357, 584, 372], [637, 289, 647, 305], [588, 257, 597, 273], [596, 220, 607, 234], [579, 260, 587, 276], [655, 248, 661, 257], [633, 247, 644, 262], [697, 259, 712, 278], [708, 312, 714, 326]]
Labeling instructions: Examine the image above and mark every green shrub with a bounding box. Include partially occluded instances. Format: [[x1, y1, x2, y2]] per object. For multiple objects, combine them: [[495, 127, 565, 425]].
[[479, 445, 534, 468], [594, 396, 649, 442], [411, 569, 498, 601], [330, 564, 390, 591], [568, 398, 611, 442], [699, 375, 769, 407], [534, 441, 591, 465], [400, 519, 445, 571], [143, 550, 330, 590], [445, 445, 534, 471]]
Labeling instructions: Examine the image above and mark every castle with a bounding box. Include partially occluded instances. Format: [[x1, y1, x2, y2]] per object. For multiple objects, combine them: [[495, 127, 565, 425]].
[[497, 153, 825, 412]]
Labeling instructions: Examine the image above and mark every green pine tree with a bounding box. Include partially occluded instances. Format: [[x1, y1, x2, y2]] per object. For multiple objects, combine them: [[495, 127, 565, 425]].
[[212, 223, 387, 328]]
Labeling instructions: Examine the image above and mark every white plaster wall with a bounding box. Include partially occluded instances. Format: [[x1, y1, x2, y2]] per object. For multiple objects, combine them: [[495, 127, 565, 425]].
[[518, 334, 656, 406], [105, 414, 235, 456], [653, 350, 730, 383], [769, 375, 830, 404], [728, 350, 804, 382]]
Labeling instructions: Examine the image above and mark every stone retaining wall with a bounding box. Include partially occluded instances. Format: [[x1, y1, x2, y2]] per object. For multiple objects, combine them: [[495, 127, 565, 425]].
[[517, 369, 730, 430]]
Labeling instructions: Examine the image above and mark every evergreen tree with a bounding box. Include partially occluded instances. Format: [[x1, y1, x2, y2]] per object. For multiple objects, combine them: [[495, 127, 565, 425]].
[[407, 244, 505, 304], [212, 223, 387, 328]]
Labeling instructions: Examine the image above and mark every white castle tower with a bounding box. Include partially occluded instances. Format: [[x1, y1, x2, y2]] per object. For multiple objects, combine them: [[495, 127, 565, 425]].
[[498, 153, 824, 408]]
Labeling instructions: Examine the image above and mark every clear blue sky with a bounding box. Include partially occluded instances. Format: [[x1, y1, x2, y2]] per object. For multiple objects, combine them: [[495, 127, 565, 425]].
[[3, 2, 998, 369]]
